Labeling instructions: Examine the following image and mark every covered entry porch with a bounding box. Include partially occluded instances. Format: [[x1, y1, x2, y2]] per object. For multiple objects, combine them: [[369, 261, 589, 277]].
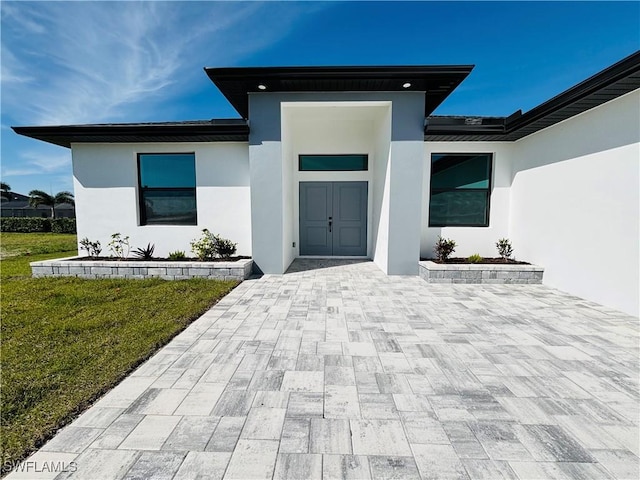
[[249, 96, 425, 275]]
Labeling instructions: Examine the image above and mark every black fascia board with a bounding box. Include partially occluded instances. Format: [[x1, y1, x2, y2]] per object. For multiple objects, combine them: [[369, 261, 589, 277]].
[[12, 120, 249, 148], [204, 65, 474, 119], [505, 50, 640, 132], [424, 116, 507, 136], [424, 50, 640, 140]]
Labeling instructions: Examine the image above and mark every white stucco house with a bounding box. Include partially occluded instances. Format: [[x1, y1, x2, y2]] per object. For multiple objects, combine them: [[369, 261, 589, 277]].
[[13, 51, 640, 316]]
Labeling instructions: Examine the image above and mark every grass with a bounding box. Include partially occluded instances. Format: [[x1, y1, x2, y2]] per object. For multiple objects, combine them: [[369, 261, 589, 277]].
[[0, 232, 238, 472], [0, 232, 77, 259]]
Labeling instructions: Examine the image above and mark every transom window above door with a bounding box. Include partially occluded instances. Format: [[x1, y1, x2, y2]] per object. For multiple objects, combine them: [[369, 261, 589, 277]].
[[299, 154, 368, 171]]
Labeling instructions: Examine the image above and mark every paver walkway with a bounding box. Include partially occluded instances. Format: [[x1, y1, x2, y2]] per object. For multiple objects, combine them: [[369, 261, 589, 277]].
[[8, 260, 639, 479]]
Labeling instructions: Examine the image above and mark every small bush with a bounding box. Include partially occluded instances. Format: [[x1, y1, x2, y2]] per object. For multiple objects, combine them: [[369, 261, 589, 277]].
[[191, 229, 217, 261], [132, 243, 155, 260], [190, 229, 238, 260], [79, 237, 102, 257], [168, 250, 186, 260], [434, 236, 456, 262], [468, 253, 483, 263], [108, 233, 130, 259], [496, 238, 514, 261], [50, 218, 76, 233], [216, 236, 237, 259], [0, 217, 51, 233]]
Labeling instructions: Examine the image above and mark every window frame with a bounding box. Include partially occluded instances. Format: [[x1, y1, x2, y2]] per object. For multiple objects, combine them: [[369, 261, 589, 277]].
[[428, 153, 493, 228], [137, 152, 197, 226], [298, 154, 369, 172]]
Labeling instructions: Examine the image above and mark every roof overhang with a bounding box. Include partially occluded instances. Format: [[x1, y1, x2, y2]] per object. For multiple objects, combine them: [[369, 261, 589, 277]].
[[11, 119, 249, 148], [425, 50, 640, 141], [204, 65, 474, 119]]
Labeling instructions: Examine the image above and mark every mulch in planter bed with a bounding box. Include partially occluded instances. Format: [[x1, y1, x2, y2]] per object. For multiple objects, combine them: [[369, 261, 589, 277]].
[[67, 256, 251, 262], [421, 257, 530, 265]]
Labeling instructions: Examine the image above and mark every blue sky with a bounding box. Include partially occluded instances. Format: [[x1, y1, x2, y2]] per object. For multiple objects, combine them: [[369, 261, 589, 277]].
[[1, 1, 638, 195]]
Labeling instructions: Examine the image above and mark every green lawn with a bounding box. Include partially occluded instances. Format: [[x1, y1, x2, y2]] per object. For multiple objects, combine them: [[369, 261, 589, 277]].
[[0, 232, 238, 472], [0, 232, 78, 259]]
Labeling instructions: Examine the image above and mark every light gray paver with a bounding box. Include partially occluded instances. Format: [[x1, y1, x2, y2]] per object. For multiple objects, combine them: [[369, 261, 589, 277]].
[[10, 260, 639, 480], [273, 453, 323, 480], [322, 455, 372, 480], [172, 452, 231, 480]]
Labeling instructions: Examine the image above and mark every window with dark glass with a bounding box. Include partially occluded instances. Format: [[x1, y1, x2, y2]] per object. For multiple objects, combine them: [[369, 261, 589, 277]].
[[429, 153, 492, 227], [138, 153, 197, 225], [299, 154, 368, 171]]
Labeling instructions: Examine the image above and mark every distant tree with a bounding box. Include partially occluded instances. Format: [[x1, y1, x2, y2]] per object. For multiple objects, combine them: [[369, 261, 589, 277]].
[[1, 182, 11, 201], [28, 190, 75, 218]]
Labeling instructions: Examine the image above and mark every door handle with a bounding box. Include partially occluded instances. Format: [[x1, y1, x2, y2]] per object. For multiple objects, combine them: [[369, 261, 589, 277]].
[[328, 216, 332, 233]]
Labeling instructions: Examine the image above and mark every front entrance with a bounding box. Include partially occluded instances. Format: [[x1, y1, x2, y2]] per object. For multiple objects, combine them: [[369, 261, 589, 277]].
[[299, 181, 368, 256]]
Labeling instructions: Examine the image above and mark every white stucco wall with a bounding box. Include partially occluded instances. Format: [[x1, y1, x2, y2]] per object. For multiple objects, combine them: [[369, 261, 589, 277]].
[[510, 90, 640, 317], [421, 142, 514, 258], [72, 142, 251, 258]]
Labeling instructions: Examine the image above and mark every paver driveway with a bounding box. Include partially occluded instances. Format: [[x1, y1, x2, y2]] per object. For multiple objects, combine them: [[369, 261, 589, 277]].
[[9, 260, 639, 479]]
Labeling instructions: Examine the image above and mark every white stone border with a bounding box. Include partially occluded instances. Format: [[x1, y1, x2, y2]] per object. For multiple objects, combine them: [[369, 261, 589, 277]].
[[419, 260, 543, 284], [30, 257, 254, 281]]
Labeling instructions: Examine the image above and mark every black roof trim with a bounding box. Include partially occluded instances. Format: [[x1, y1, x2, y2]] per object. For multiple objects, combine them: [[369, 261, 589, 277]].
[[12, 119, 249, 148], [425, 50, 640, 141], [204, 65, 474, 119]]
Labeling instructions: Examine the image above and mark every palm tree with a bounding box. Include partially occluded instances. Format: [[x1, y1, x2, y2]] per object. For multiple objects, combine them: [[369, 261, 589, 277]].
[[28, 190, 75, 218], [1, 182, 11, 201]]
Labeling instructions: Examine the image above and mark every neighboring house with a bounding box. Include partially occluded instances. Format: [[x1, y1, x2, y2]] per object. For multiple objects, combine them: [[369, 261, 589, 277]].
[[0, 192, 75, 218], [13, 51, 640, 316]]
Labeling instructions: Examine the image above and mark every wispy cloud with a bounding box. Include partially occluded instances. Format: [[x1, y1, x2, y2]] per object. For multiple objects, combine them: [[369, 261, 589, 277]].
[[1, 1, 319, 126], [1, 1, 324, 192], [2, 149, 71, 177]]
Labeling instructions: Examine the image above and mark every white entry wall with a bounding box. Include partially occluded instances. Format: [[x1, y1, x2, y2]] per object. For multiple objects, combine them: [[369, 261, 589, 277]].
[[509, 90, 640, 317]]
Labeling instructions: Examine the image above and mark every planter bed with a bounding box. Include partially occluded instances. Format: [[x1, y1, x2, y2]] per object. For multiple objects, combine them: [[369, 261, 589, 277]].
[[419, 260, 543, 284], [30, 256, 254, 281]]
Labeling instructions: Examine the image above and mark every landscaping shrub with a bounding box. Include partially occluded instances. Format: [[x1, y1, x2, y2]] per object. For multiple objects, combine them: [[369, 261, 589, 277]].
[[79, 237, 102, 258], [50, 218, 76, 234], [168, 250, 186, 260], [496, 238, 514, 261], [434, 236, 456, 262], [216, 236, 237, 259], [108, 233, 130, 259], [190, 229, 238, 260], [132, 243, 155, 260], [191, 229, 217, 260], [468, 253, 483, 263], [0, 217, 51, 233]]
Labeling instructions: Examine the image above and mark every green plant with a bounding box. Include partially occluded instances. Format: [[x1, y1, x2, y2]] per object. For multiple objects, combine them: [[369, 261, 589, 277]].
[[0, 218, 51, 233], [79, 237, 102, 258], [468, 253, 483, 263], [434, 236, 456, 262], [27, 190, 75, 219], [1, 182, 11, 201], [108, 233, 130, 259], [168, 250, 186, 260], [496, 238, 514, 261], [132, 243, 155, 260], [50, 218, 76, 234], [215, 236, 237, 259], [190, 229, 217, 261]]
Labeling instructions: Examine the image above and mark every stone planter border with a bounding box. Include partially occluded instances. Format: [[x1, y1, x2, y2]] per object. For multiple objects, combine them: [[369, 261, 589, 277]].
[[30, 257, 254, 281], [419, 260, 543, 284]]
